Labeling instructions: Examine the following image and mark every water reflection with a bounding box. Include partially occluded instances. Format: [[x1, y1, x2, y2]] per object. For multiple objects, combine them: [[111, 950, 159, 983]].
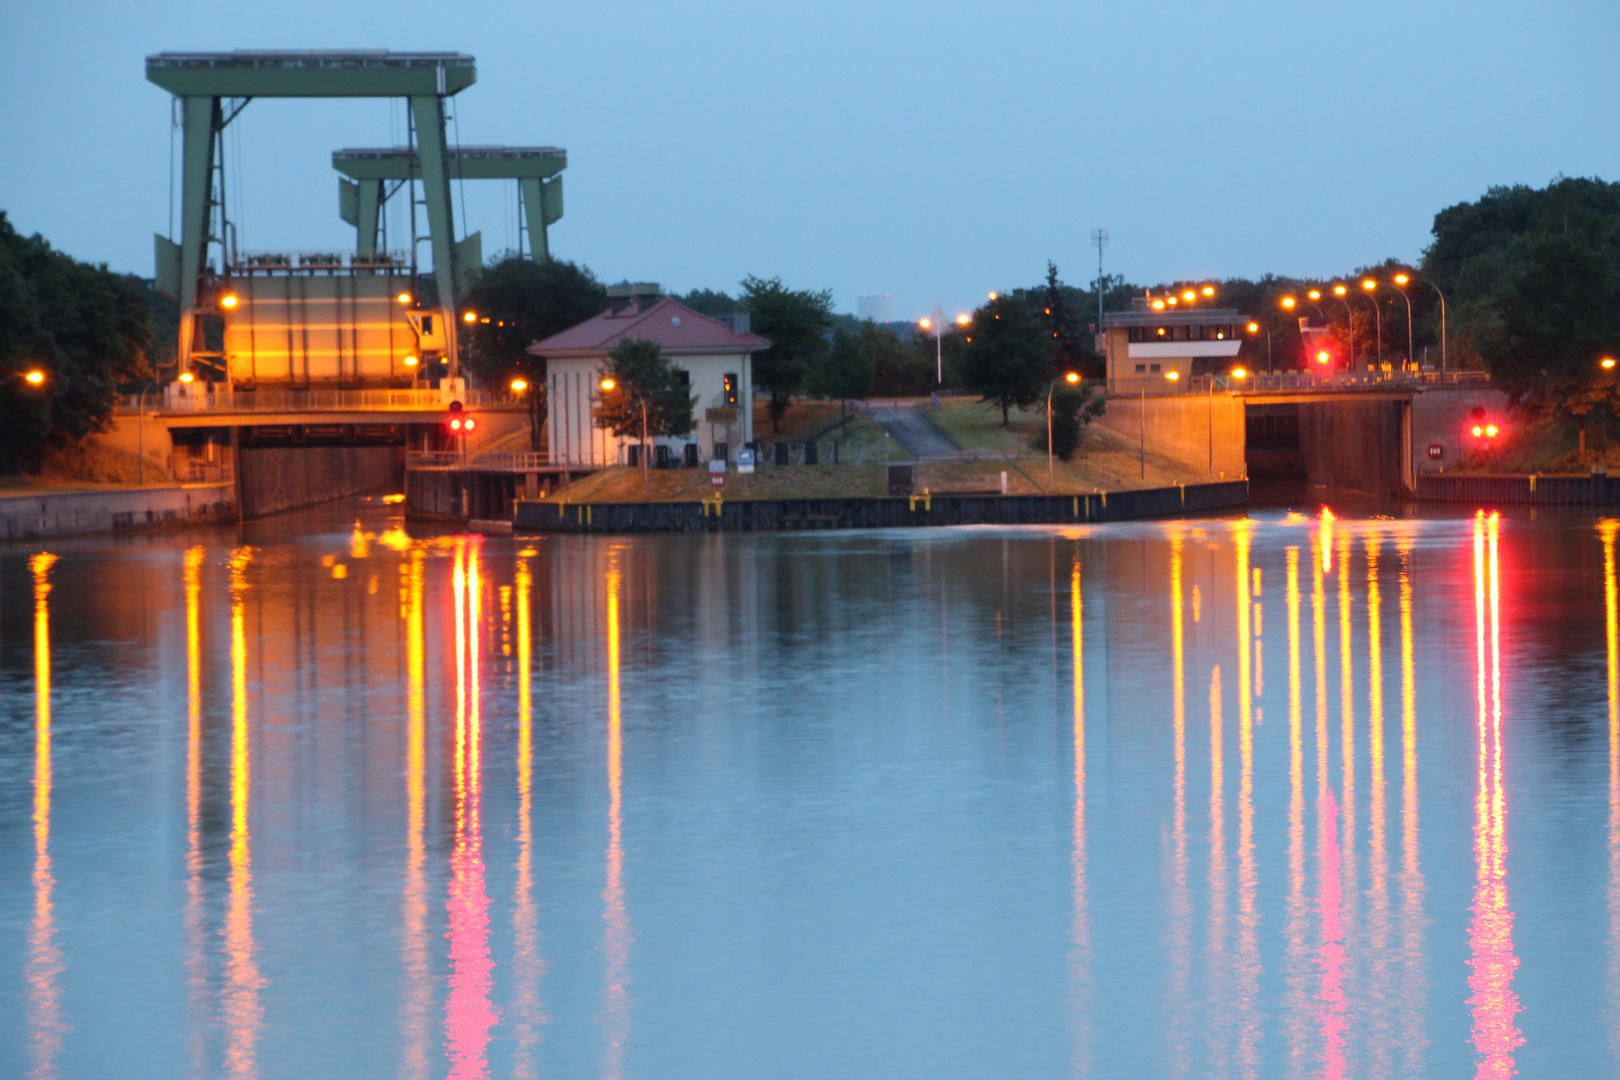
[[446, 539, 498, 1078], [28, 552, 63, 1080], [183, 546, 207, 1078], [511, 552, 546, 1077], [8, 507, 1620, 1076], [602, 556, 632, 1080], [1468, 512, 1522, 1076], [1606, 520, 1620, 1059], [1069, 555, 1091, 1075], [400, 548, 430, 1080], [223, 547, 263, 1080]]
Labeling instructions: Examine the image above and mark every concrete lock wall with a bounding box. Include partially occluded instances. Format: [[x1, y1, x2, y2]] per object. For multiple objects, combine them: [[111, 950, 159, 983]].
[[1296, 399, 1408, 497], [1096, 394, 1247, 477], [0, 483, 234, 539], [1410, 387, 1511, 472], [238, 445, 403, 518]]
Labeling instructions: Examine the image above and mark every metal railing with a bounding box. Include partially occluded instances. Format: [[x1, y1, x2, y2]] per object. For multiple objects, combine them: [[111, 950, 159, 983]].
[[120, 388, 504, 414], [407, 451, 588, 472], [1106, 369, 1492, 396]]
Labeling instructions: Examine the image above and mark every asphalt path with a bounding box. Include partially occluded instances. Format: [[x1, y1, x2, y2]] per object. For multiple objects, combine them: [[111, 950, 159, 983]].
[[868, 402, 960, 458]]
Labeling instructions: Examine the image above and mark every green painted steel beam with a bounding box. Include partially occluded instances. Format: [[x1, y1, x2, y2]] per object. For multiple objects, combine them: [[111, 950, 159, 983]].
[[146, 50, 475, 97], [332, 146, 565, 181], [147, 49, 476, 379]]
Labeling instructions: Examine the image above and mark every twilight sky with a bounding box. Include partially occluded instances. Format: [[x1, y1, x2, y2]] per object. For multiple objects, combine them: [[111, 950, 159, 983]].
[[1, 0, 1615, 320]]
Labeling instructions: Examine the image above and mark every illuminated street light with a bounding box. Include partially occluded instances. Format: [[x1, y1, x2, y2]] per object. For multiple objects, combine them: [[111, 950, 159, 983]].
[[220, 293, 239, 310], [1182, 289, 1196, 302], [1046, 372, 1083, 489], [510, 378, 528, 392], [1333, 284, 1347, 297], [1231, 367, 1247, 379], [24, 370, 45, 385], [599, 377, 616, 391], [396, 292, 412, 305], [1393, 273, 1410, 285], [179, 371, 195, 383], [919, 318, 932, 330], [956, 314, 971, 326], [1281, 296, 1296, 309], [403, 355, 419, 367], [1165, 370, 1182, 381], [1603, 357, 1617, 370], [1152, 299, 1167, 310], [1362, 279, 1376, 291], [463, 311, 478, 323], [1202, 286, 1215, 297], [1307, 289, 1322, 301], [1065, 372, 1080, 384], [988, 292, 998, 300]]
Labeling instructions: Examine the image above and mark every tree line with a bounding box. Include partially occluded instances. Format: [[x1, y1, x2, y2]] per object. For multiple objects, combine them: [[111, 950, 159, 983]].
[[3, 174, 1614, 473]]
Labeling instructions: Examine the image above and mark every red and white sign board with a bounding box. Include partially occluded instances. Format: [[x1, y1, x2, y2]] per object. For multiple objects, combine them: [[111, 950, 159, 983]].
[[1428, 444, 1444, 459]]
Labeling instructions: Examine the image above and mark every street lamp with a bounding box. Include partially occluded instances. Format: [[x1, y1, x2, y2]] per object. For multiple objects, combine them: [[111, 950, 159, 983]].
[[1393, 273, 1449, 375], [1331, 284, 1356, 371], [24, 369, 45, 385], [1247, 321, 1272, 373], [1391, 273, 1416, 372], [600, 375, 651, 497], [1359, 279, 1384, 372], [510, 378, 528, 393], [1047, 371, 1081, 491]]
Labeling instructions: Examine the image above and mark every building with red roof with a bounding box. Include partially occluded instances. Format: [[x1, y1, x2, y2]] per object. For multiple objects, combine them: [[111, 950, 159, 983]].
[[529, 284, 770, 466]]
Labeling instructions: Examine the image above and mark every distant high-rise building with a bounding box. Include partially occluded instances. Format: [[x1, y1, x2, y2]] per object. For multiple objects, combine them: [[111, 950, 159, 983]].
[[857, 294, 895, 323]]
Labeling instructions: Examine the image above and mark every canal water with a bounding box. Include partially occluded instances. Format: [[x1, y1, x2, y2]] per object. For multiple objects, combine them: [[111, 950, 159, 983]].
[[2, 499, 1618, 1079]]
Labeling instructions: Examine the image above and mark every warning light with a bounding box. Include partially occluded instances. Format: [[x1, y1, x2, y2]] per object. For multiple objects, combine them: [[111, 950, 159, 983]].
[[1316, 351, 1330, 364], [1472, 425, 1483, 436], [1486, 424, 1498, 437]]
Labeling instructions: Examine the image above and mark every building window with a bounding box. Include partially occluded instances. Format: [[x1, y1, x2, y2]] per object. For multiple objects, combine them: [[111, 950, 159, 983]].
[[1172, 325, 1187, 341], [1134, 364, 1146, 374], [1150, 363, 1162, 373]]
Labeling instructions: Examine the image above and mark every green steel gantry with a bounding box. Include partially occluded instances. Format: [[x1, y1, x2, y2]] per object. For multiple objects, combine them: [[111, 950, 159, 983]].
[[335, 145, 565, 261], [146, 50, 477, 372]]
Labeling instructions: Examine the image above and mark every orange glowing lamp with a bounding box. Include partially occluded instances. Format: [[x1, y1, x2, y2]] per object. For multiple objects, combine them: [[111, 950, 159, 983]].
[[919, 318, 932, 330], [1231, 367, 1247, 379], [1202, 286, 1215, 297], [1281, 297, 1296, 309], [1603, 357, 1617, 370], [463, 311, 477, 323], [1308, 289, 1322, 301], [956, 314, 971, 326], [1064, 372, 1080, 384], [396, 292, 412, 305], [510, 378, 528, 392], [599, 377, 616, 391], [1316, 350, 1330, 364], [1247, 321, 1260, 333], [403, 354, 419, 367], [23, 369, 45, 385], [1333, 284, 1347, 296], [179, 371, 196, 383], [220, 293, 239, 310], [1165, 370, 1182, 381]]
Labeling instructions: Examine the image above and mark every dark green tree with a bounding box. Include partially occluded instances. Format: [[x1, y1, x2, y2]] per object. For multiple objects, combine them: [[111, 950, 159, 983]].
[[961, 294, 1053, 424], [810, 325, 876, 423], [462, 256, 607, 449], [594, 338, 697, 491], [1040, 262, 1103, 378], [1481, 230, 1620, 426], [740, 275, 834, 432], [1035, 382, 1107, 460], [0, 213, 153, 473], [677, 287, 742, 315]]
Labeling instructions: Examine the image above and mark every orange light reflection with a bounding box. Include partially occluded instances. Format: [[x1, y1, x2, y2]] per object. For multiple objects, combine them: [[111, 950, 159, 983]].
[[1605, 521, 1620, 1060], [28, 552, 64, 1080], [1468, 512, 1522, 1075], [223, 548, 263, 1080], [1313, 527, 1347, 1080], [1397, 537, 1429, 1074], [511, 553, 547, 1077], [1283, 547, 1309, 1073], [1164, 534, 1192, 1077], [445, 539, 499, 1077], [1233, 524, 1260, 1079], [1069, 556, 1091, 1074], [1366, 535, 1393, 1078], [400, 549, 430, 1080], [603, 560, 632, 1079], [183, 547, 208, 1076]]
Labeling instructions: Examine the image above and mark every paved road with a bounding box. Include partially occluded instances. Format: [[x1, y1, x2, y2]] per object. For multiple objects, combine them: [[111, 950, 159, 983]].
[[868, 403, 960, 458]]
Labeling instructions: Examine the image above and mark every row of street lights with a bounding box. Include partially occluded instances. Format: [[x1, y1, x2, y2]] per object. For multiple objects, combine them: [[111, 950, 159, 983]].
[[1277, 273, 1448, 372]]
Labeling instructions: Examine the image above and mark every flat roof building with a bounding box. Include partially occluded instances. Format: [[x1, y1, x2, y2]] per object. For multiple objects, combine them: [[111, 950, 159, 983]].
[[1100, 301, 1244, 391]]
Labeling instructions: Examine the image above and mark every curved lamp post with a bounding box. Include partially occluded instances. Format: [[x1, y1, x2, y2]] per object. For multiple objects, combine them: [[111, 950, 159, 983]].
[[599, 375, 651, 498], [1047, 371, 1081, 491], [1359, 279, 1385, 372]]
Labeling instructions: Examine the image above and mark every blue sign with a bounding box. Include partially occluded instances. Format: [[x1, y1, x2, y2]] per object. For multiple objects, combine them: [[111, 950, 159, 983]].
[[736, 448, 756, 474]]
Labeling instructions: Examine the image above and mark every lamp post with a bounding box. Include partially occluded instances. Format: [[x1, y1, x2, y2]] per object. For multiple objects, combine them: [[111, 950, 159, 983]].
[[1047, 371, 1081, 491], [599, 375, 651, 497], [1247, 322, 1271, 373], [1391, 274, 1416, 372], [135, 377, 159, 485], [1359, 279, 1384, 373], [1331, 285, 1357, 372], [1418, 277, 1449, 374]]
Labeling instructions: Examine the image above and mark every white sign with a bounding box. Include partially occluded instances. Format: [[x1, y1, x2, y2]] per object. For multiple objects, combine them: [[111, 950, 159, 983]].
[[736, 448, 755, 474]]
